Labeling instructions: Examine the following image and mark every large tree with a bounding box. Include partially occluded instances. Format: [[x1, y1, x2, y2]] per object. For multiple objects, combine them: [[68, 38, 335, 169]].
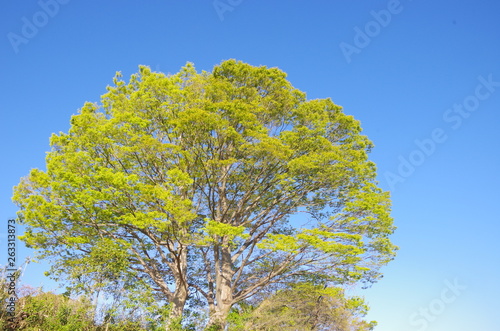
[[13, 60, 397, 329]]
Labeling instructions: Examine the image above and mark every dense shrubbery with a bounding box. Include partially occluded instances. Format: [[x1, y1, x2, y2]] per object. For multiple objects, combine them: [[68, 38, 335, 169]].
[[0, 284, 94, 330], [0, 286, 162, 330], [1, 277, 375, 330], [0, 265, 160, 331]]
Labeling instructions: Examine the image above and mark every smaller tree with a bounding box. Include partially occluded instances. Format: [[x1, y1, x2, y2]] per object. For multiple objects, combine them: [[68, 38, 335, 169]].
[[228, 282, 376, 331]]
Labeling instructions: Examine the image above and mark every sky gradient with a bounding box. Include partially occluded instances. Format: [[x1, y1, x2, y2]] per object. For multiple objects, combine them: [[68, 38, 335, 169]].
[[1, 1, 499, 330]]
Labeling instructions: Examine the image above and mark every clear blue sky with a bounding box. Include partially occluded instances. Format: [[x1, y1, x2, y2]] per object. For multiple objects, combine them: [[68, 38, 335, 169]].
[[1, 1, 499, 330]]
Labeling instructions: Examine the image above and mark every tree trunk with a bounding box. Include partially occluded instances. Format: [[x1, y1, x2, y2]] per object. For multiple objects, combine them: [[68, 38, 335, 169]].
[[206, 243, 234, 330], [207, 302, 232, 330], [165, 282, 189, 330], [165, 243, 189, 331]]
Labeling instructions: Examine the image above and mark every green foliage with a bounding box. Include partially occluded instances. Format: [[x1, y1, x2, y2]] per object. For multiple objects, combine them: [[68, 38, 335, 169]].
[[200, 219, 249, 245], [0, 285, 96, 331], [226, 302, 254, 331], [229, 282, 377, 331], [0, 284, 172, 331], [20, 291, 94, 330], [12, 59, 397, 328]]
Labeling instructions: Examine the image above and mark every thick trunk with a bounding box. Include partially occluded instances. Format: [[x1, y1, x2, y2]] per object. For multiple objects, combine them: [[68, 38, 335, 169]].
[[206, 243, 234, 329], [166, 283, 189, 330], [165, 242, 189, 330], [208, 174, 235, 329], [207, 302, 232, 330]]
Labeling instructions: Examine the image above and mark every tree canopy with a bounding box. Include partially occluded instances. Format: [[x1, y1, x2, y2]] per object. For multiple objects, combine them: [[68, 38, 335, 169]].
[[231, 282, 376, 331], [13, 59, 397, 329]]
